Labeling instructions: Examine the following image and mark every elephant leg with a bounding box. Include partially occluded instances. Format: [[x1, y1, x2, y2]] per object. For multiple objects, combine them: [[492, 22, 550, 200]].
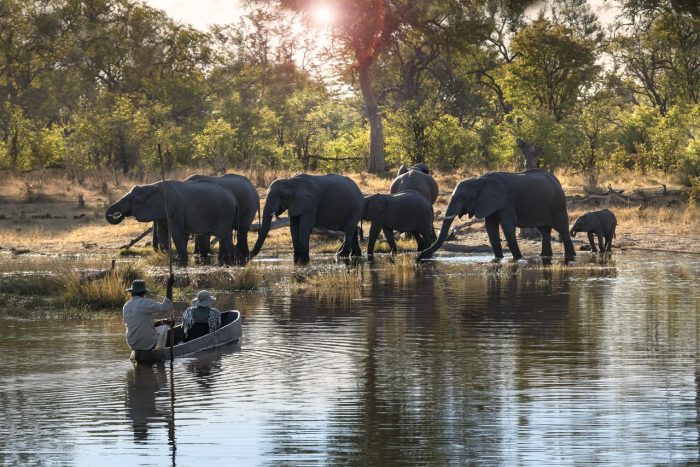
[[538, 227, 553, 257], [485, 216, 503, 259], [351, 228, 362, 256], [604, 233, 614, 252], [413, 232, 425, 252], [558, 227, 576, 260], [383, 228, 398, 255], [290, 216, 301, 264], [367, 222, 382, 257], [236, 229, 250, 264], [152, 222, 159, 252], [500, 221, 522, 260], [196, 235, 212, 263], [596, 231, 605, 253], [337, 219, 357, 258], [218, 232, 236, 266], [155, 220, 170, 253], [296, 212, 315, 264], [171, 229, 188, 267], [587, 232, 597, 252]]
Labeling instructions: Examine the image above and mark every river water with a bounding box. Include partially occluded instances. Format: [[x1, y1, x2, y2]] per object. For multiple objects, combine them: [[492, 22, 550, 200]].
[[1, 252, 699, 465]]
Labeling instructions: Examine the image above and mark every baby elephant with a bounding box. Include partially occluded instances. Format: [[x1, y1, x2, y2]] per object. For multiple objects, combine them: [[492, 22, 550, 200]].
[[363, 191, 436, 257], [570, 209, 617, 253]]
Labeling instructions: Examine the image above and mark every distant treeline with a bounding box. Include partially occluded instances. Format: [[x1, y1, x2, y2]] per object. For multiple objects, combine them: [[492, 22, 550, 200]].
[[0, 0, 698, 192]]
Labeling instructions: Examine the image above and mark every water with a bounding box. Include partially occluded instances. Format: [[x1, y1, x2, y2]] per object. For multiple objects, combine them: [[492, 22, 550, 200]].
[[1, 252, 699, 465]]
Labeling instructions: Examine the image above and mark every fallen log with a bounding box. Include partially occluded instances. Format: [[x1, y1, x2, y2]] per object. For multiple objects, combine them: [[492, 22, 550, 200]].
[[119, 227, 152, 250], [583, 185, 625, 196]]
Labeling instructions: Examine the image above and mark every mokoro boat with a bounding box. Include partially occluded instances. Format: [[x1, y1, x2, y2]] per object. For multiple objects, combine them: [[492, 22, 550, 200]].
[[130, 310, 242, 364]]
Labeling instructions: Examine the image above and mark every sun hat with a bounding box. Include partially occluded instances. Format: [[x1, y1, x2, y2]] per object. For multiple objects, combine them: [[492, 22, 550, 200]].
[[191, 290, 215, 307], [126, 279, 148, 294]]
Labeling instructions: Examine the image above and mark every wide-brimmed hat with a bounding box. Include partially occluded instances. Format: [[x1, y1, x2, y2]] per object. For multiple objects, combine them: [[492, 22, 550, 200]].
[[191, 290, 215, 307], [126, 279, 148, 294]]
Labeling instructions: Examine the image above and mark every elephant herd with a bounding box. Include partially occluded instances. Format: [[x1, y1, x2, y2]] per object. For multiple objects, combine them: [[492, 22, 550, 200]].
[[105, 165, 617, 266]]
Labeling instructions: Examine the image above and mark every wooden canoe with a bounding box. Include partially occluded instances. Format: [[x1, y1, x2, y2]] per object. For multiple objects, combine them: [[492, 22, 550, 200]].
[[130, 310, 242, 364]]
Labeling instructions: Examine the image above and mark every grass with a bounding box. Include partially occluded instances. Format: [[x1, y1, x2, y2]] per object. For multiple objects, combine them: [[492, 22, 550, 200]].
[[191, 263, 265, 291], [291, 265, 364, 301], [0, 273, 61, 295], [60, 262, 145, 309]]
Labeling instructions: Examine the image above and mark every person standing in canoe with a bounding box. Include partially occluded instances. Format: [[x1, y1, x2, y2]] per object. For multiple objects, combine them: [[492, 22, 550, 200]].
[[123, 276, 175, 351], [182, 290, 221, 341]]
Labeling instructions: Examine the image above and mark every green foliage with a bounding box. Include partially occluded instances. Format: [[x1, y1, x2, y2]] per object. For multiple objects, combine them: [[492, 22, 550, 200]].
[[194, 118, 239, 171], [0, 0, 698, 189]]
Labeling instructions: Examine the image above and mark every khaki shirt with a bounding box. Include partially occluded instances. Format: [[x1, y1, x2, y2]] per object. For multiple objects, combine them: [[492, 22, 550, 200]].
[[123, 296, 173, 350]]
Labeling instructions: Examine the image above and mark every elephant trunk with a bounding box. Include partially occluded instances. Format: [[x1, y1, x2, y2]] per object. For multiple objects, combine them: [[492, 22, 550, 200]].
[[105, 200, 128, 225], [570, 220, 583, 237], [416, 214, 456, 261], [251, 212, 273, 257]]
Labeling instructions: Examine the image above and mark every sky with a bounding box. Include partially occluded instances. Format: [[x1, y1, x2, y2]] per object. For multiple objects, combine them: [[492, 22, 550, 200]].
[[144, 0, 244, 30], [144, 0, 619, 31]]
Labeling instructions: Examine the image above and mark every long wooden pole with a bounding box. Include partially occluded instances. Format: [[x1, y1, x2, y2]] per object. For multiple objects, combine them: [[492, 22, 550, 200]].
[[158, 144, 175, 361]]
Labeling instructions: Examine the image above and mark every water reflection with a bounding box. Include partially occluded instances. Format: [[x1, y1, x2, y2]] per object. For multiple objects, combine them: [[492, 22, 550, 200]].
[[0, 253, 699, 464], [125, 363, 168, 442]]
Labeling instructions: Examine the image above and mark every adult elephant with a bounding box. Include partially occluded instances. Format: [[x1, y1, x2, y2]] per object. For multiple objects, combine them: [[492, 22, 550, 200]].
[[106, 180, 239, 266], [184, 174, 260, 263], [362, 191, 436, 257], [416, 169, 575, 262], [390, 163, 439, 205], [251, 174, 364, 264]]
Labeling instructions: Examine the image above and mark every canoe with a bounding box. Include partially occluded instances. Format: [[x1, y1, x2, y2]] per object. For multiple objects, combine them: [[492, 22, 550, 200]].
[[130, 310, 242, 364]]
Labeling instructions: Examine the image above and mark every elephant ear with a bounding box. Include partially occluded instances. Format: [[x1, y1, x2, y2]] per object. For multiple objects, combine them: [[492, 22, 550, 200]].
[[289, 189, 320, 217], [134, 186, 167, 221], [475, 179, 509, 219]]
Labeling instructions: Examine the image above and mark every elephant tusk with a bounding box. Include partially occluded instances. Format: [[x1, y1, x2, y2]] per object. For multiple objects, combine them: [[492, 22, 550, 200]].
[[110, 212, 123, 220], [444, 214, 456, 220]]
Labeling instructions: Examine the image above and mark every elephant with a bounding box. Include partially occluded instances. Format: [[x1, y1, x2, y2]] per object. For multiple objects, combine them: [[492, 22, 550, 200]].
[[184, 174, 260, 263], [416, 169, 576, 262], [390, 163, 439, 205], [250, 173, 364, 264], [397, 162, 430, 176], [106, 180, 239, 266], [362, 190, 436, 257], [570, 208, 617, 253]]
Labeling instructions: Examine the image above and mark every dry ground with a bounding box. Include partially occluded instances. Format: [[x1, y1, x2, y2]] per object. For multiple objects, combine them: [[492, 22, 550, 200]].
[[0, 168, 697, 259]]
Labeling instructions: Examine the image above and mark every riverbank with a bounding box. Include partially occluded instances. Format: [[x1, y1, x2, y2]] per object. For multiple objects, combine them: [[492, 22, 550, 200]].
[[0, 168, 698, 258]]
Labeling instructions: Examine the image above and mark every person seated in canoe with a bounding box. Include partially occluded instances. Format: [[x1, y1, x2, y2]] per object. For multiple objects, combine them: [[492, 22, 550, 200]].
[[182, 290, 221, 342], [123, 276, 175, 351]]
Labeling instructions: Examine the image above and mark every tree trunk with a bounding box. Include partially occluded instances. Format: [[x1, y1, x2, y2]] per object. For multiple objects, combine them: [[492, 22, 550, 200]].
[[359, 59, 384, 174]]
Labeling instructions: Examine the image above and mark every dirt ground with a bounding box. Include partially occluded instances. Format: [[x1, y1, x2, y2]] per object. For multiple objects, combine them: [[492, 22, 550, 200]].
[[0, 169, 698, 260]]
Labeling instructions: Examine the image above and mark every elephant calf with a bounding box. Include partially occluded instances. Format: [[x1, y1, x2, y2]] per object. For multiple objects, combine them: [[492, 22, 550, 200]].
[[570, 209, 617, 253], [362, 191, 436, 257]]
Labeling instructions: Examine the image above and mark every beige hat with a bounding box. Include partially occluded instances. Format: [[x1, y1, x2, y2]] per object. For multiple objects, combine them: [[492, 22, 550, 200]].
[[191, 290, 215, 307]]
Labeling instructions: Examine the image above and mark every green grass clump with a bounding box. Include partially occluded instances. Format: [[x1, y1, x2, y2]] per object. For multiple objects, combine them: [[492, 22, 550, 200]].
[[192, 264, 265, 291], [0, 274, 61, 296], [119, 246, 153, 257], [60, 262, 146, 309], [292, 266, 363, 301]]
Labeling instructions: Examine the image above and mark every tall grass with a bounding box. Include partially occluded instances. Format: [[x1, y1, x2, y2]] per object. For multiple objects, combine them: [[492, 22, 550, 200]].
[[60, 262, 145, 309], [192, 264, 265, 291], [292, 266, 364, 301]]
